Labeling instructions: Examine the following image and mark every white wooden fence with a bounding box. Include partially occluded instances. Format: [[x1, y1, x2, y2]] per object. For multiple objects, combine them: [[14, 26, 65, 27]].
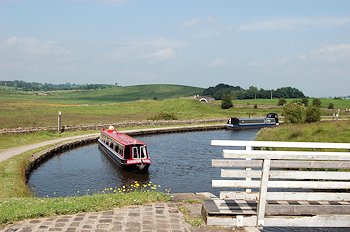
[[204, 140, 350, 228]]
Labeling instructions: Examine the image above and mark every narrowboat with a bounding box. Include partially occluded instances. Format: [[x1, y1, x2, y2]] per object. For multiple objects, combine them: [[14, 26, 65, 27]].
[[98, 126, 151, 173], [226, 113, 279, 129]]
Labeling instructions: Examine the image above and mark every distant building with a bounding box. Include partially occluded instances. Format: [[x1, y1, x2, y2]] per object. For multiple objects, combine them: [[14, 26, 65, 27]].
[[193, 95, 215, 103]]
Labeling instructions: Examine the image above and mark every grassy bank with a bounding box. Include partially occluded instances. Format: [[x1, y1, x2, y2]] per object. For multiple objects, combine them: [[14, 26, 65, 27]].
[[0, 143, 170, 227], [0, 191, 170, 226], [257, 120, 350, 143]]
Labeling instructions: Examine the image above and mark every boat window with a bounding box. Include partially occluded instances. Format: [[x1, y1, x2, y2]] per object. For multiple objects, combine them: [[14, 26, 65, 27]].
[[120, 147, 124, 158], [132, 147, 139, 159], [124, 146, 130, 159], [140, 146, 147, 159]]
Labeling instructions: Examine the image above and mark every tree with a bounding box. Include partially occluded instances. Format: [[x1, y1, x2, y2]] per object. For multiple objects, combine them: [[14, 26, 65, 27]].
[[312, 98, 322, 107], [305, 106, 321, 123], [282, 102, 305, 124], [221, 94, 233, 109], [277, 98, 287, 106]]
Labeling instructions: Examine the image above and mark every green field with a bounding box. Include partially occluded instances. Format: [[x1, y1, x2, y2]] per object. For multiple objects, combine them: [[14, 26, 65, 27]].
[[1, 84, 350, 129]]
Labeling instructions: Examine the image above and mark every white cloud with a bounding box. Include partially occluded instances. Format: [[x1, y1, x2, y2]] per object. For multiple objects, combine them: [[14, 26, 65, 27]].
[[112, 37, 182, 62], [299, 44, 350, 62], [183, 16, 216, 28], [148, 48, 175, 61], [208, 57, 225, 68], [237, 17, 350, 32], [1, 36, 71, 56]]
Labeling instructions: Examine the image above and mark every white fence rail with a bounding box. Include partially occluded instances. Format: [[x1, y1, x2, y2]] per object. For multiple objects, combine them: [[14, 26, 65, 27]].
[[209, 140, 350, 228]]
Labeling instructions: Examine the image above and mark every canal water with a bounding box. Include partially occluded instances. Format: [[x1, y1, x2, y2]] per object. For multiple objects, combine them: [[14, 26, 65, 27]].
[[28, 129, 348, 231], [28, 129, 258, 197]]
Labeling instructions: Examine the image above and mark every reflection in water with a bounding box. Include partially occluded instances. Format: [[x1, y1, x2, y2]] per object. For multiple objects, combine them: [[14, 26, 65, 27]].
[[28, 129, 258, 197]]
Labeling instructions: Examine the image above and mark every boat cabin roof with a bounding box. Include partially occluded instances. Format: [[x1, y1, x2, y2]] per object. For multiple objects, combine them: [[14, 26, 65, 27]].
[[101, 128, 145, 146]]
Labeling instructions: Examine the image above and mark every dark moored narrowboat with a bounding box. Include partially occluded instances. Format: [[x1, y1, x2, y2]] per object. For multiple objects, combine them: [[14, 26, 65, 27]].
[[226, 113, 279, 129], [98, 126, 151, 173]]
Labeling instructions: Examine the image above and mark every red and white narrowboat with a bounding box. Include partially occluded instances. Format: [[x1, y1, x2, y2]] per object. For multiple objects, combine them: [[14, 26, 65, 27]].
[[98, 126, 151, 173]]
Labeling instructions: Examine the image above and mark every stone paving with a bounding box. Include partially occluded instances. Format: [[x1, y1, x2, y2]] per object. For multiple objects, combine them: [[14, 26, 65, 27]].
[[1, 203, 190, 232]]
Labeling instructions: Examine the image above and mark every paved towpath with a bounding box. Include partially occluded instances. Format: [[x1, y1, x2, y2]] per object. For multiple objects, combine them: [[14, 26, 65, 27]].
[[0, 133, 99, 163], [1, 194, 247, 232]]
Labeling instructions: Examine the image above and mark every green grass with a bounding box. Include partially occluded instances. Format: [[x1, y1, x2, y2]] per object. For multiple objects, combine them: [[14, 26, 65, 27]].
[[0, 130, 98, 151], [0, 84, 203, 104], [0, 97, 280, 129], [0, 144, 170, 227], [0, 191, 170, 226], [257, 120, 350, 143]]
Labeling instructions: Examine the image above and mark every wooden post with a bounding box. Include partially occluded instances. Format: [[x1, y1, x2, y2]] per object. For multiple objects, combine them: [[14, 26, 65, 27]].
[[256, 158, 271, 227], [58, 111, 62, 132], [246, 146, 252, 193]]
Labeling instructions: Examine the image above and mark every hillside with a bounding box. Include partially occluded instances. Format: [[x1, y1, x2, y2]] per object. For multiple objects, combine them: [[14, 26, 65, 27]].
[[0, 84, 204, 104]]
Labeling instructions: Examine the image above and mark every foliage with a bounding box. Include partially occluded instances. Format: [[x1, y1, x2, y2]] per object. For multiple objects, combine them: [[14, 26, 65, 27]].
[[282, 102, 305, 124], [328, 102, 334, 109], [312, 98, 322, 107], [202, 84, 305, 100], [0, 80, 111, 91], [277, 98, 287, 106], [148, 112, 177, 120], [221, 94, 233, 109], [301, 98, 309, 106], [305, 106, 321, 123], [202, 83, 242, 100]]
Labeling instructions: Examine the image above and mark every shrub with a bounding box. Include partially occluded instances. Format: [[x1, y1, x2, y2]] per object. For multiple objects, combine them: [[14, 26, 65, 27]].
[[327, 102, 334, 109], [221, 94, 233, 109], [301, 98, 309, 107], [148, 112, 177, 120], [282, 102, 305, 124], [312, 98, 322, 107], [277, 98, 287, 106], [305, 106, 321, 123]]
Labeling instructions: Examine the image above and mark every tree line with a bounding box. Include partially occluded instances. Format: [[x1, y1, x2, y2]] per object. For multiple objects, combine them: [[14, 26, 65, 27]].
[[0, 80, 112, 91], [203, 83, 305, 100]]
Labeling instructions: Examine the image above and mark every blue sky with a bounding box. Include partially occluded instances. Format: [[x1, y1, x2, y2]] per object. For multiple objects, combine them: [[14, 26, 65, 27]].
[[0, 0, 349, 97]]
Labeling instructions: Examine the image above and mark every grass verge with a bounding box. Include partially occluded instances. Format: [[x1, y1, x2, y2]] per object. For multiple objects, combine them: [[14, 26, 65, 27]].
[[0, 140, 170, 228], [257, 120, 350, 143], [0, 130, 98, 151], [0, 191, 170, 227]]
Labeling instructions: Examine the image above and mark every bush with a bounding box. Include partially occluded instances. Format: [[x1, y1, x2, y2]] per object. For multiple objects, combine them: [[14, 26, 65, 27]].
[[277, 98, 287, 106], [282, 102, 305, 124], [327, 102, 334, 109], [305, 106, 321, 123], [301, 98, 309, 107], [221, 94, 233, 109], [312, 98, 322, 107], [148, 112, 177, 120]]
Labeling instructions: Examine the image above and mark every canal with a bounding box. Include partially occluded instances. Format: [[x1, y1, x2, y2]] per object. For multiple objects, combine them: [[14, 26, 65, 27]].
[[28, 129, 258, 197]]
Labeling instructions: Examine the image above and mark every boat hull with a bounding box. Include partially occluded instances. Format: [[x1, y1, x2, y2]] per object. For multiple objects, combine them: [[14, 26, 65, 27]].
[[226, 123, 277, 130], [98, 140, 150, 173]]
